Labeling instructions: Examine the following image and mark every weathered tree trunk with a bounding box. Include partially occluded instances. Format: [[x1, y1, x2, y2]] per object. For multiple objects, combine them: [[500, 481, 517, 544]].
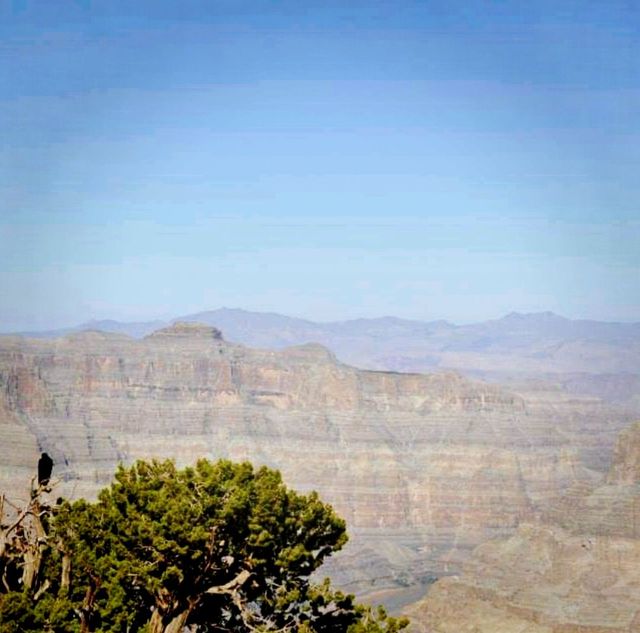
[[148, 596, 199, 633], [147, 606, 194, 633], [0, 494, 5, 560], [148, 609, 165, 633], [21, 547, 38, 590], [164, 607, 192, 633], [21, 501, 47, 590], [79, 579, 99, 633], [61, 551, 71, 590]]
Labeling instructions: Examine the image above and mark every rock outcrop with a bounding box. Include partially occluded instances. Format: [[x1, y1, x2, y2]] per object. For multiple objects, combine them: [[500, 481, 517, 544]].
[[408, 421, 640, 631], [0, 325, 631, 605], [607, 422, 640, 485]]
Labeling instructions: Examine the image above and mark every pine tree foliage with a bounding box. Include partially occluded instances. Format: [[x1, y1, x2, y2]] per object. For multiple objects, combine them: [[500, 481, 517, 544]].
[[0, 459, 409, 633]]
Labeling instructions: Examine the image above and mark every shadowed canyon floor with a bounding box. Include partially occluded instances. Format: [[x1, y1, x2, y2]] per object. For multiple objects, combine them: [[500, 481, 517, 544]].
[[0, 323, 635, 607]]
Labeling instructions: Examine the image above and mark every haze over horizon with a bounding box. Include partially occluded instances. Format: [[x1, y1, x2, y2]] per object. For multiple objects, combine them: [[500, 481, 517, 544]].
[[2, 1, 639, 331], [4, 306, 640, 339]]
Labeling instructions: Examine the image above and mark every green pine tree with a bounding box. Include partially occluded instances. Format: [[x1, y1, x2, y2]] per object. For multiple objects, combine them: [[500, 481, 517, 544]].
[[0, 459, 409, 633]]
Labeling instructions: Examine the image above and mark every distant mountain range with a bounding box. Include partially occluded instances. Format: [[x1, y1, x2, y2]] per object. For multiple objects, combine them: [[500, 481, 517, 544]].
[[15, 318, 168, 340], [7, 308, 640, 405], [12, 308, 640, 346]]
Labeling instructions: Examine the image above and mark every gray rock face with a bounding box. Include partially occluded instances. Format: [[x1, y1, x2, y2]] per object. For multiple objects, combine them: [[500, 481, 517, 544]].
[[0, 325, 633, 605]]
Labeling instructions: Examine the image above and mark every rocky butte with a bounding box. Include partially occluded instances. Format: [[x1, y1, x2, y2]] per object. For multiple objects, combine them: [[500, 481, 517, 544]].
[[22, 309, 640, 410], [0, 323, 633, 607], [407, 421, 640, 632]]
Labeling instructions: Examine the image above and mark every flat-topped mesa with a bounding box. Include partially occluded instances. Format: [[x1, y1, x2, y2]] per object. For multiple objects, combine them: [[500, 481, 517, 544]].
[[280, 342, 337, 363], [606, 420, 640, 484], [145, 321, 224, 341]]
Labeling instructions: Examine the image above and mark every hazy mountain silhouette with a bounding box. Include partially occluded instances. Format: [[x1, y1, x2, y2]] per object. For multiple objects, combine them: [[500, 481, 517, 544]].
[[8, 308, 640, 405]]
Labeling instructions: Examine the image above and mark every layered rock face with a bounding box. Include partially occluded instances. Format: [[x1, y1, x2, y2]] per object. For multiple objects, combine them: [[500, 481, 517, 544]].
[[0, 324, 631, 605], [21, 309, 640, 409], [607, 422, 640, 485], [0, 380, 40, 494], [409, 422, 640, 631]]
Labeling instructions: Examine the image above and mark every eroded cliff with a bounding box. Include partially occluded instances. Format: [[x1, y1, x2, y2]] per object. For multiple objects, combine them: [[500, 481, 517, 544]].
[[408, 421, 640, 631], [0, 324, 630, 605]]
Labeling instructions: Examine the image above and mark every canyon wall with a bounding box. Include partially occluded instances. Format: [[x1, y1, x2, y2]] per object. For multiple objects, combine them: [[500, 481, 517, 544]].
[[0, 323, 631, 606], [408, 421, 640, 631], [21, 309, 640, 409]]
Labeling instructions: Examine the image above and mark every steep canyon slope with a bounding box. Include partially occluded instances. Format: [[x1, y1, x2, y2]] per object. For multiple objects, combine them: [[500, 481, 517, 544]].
[[0, 323, 633, 606], [408, 421, 640, 632]]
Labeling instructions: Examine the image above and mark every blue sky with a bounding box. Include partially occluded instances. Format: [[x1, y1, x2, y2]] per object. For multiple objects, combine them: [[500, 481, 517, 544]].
[[1, 0, 639, 330]]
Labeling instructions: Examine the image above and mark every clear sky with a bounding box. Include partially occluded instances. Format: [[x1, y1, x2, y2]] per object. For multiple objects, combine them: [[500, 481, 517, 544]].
[[1, 0, 639, 330]]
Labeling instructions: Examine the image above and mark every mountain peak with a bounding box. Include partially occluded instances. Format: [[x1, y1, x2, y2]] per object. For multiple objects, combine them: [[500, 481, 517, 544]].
[[502, 311, 566, 323]]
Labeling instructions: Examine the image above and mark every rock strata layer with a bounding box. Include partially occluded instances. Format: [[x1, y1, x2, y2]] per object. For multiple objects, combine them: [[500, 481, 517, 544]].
[[408, 421, 640, 631], [0, 325, 631, 604]]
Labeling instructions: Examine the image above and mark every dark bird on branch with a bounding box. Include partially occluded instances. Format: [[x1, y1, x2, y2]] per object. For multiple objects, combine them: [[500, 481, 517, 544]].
[[38, 452, 53, 487]]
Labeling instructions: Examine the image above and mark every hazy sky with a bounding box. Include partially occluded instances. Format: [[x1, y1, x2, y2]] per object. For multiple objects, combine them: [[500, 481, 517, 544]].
[[1, 0, 639, 330]]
